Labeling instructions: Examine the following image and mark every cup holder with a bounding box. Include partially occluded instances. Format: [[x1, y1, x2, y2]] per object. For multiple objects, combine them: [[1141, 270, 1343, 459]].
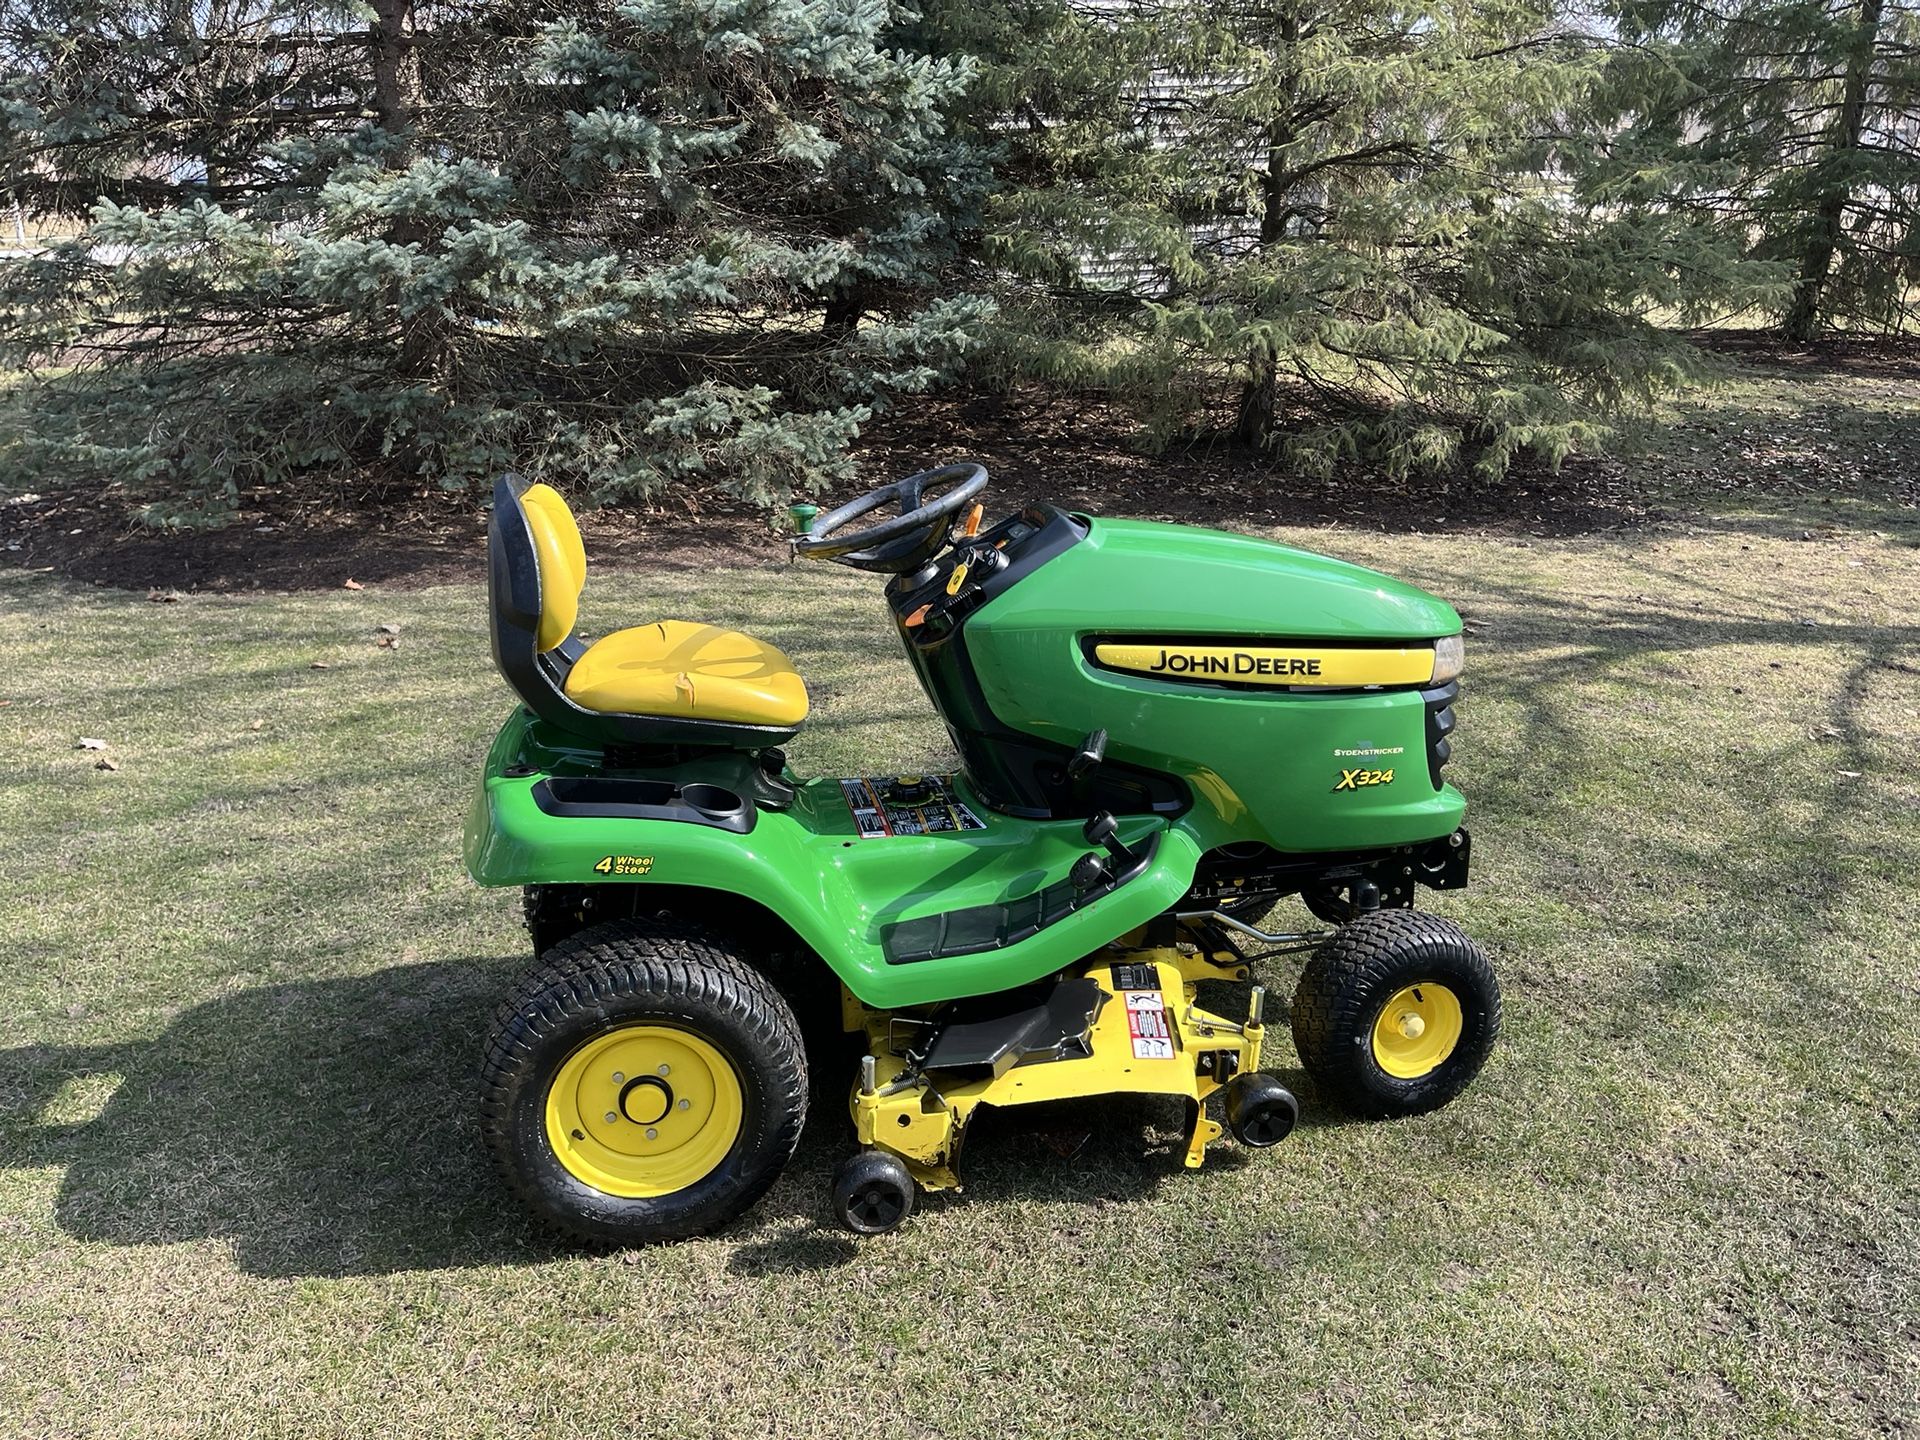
[[529, 776, 756, 832], [678, 783, 747, 821]]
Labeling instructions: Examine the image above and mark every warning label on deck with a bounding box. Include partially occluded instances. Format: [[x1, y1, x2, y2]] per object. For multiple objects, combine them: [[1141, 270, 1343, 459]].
[[1124, 991, 1175, 1060], [840, 774, 986, 840]]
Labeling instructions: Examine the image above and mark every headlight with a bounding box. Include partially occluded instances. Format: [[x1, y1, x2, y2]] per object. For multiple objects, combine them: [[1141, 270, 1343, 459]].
[[1431, 633, 1464, 684]]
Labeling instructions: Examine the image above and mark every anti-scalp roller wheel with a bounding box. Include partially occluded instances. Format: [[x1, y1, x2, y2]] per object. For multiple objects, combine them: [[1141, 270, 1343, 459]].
[[832, 1150, 916, 1235], [1225, 1073, 1299, 1147]]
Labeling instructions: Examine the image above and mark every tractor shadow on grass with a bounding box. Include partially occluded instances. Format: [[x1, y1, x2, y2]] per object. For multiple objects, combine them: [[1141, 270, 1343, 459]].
[[1, 958, 569, 1278], [2, 958, 1298, 1278]]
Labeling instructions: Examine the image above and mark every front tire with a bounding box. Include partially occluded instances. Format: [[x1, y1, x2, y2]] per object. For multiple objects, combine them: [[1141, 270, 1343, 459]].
[[479, 917, 807, 1244], [1291, 909, 1499, 1119]]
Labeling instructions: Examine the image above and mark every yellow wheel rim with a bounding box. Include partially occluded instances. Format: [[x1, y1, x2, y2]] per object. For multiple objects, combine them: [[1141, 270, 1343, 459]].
[[544, 1025, 745, 1198], [1369, 983, 1464, 1079]]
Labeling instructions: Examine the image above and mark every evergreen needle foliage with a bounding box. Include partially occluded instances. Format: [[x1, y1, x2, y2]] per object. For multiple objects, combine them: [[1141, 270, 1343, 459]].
[[1, 0, 1914, 515], [1598, 0, 1920, 341], [0, 0, 992, 517], [930, 0, 1785, 481]]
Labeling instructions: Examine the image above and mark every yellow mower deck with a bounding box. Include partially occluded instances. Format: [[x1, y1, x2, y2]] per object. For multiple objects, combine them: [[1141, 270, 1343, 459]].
[[844, 943, 1264, 1190]]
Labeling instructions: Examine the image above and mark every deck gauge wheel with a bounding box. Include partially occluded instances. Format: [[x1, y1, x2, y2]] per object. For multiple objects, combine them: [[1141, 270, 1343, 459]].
[[832, 1150, 916, 1235], [1225, 1073, 1300, 1147]]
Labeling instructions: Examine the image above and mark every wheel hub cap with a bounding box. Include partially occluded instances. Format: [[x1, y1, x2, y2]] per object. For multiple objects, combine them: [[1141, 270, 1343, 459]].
[[544, 1025, 744, 1198], [1369, 983, 1464, 1079], [618, 1075, 674, 1126]]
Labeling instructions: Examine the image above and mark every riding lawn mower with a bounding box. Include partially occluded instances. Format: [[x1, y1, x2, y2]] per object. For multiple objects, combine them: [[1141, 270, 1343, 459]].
[[465, 462, 1500, 1241]]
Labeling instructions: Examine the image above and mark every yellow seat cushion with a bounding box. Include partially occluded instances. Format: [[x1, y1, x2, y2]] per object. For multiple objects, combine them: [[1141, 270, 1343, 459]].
[[564, 621, 809, 728]]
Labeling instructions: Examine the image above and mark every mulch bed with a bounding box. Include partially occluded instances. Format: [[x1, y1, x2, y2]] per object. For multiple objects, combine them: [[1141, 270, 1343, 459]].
[[14, 330, 1915, 594]]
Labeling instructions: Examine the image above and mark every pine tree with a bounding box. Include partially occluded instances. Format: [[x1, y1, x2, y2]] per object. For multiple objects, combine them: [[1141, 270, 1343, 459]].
[[1600, 0, 1920, 340], [0, 0, 991, 516], [924, 0, 1777, 479]]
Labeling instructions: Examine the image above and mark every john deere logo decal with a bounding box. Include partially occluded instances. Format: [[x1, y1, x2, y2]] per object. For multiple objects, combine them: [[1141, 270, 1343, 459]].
[[1092, 643, 1435, 688], [1333, 768, 1395, 792], [1147, 650, 1321, 678]]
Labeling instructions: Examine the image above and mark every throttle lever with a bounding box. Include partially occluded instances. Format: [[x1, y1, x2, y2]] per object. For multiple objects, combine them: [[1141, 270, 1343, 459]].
[[1068, 729, 1107, 782]]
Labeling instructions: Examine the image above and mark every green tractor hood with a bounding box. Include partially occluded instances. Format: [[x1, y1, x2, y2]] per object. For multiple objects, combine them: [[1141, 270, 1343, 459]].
[[1003, 518, 1462, 640]]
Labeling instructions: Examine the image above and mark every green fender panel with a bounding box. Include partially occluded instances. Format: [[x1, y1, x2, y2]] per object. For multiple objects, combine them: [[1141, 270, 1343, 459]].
[[464, 710, 1202, 1010]]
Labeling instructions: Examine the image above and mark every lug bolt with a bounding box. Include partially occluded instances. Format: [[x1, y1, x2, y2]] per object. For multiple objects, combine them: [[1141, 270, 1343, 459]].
[[645, 1127, 658, 1140], [657, 1064, 671, 1077], [678, 1098, 691, 1111], [612, 1071, 624, 1083], [604, 1111, 618, 1124]]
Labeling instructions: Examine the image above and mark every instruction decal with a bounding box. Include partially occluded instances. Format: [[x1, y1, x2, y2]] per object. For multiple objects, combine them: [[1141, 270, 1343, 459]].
[[1124, 991, 1175, 1060], [840, 774, 985, 839]]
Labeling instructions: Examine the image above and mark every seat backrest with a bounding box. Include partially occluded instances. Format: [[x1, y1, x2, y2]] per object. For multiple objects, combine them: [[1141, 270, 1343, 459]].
[[519, 483, 587, 652], [489, 474, 575, 695]]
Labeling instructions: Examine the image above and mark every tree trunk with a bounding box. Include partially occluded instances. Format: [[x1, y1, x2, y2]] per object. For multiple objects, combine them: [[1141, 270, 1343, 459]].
[[823, 288, 864, 338], [367, 0, 439, 383], [1784, 0, 1884, 341], [368, 0, 417, 149], [1236, 9, 1302, 446], [1236, 141, 1291, 444], [1237, 345, 1278, 445]]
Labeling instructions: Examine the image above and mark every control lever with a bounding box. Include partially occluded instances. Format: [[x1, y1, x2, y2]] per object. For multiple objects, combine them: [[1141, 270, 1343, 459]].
[[1069, 852, 1108, 890], [1068, 728, 1107, 782], [1082, 811, 1137, 868], [1070, 811, 1135, 892]]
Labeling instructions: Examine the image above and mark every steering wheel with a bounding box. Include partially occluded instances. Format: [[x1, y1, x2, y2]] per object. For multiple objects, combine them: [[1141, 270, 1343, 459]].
[[791, 462, 988, 574]]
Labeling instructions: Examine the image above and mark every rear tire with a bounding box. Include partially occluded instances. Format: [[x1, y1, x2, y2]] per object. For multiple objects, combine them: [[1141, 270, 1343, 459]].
[[479, 917, 807, 1244], [1291, 909, 1499, 1119]]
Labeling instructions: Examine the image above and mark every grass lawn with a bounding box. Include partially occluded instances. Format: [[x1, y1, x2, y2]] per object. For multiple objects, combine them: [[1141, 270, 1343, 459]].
[[3, 378, 1919, 1436]]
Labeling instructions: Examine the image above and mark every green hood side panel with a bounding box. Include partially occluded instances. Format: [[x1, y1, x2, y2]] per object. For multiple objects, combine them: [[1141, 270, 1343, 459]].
[[962, 518, 1466, 854], [465, 710, 1200, 1010]]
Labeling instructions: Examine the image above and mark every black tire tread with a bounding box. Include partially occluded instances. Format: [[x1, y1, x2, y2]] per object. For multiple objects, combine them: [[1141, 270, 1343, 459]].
[[831, 1149, 916, 1235], [1291, 908, 1499, 1119], [478, 915, 807, 1244]]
